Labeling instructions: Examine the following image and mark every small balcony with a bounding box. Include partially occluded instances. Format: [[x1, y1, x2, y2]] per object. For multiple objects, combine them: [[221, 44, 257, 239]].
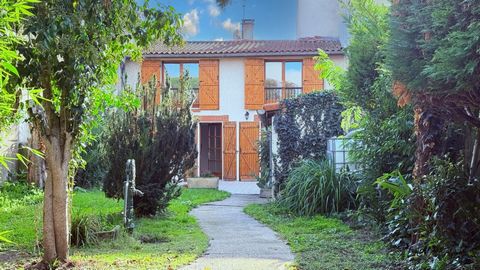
[[264, 87, 303, 104], [168, 87, 199, 108]]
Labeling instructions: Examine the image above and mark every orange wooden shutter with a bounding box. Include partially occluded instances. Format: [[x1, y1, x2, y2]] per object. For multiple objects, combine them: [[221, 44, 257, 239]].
[[239, 122, 260, 181], [199, 60, 219, 110], [244, 59, 265, 109], [303, 58, 324, 93], [141, 60, 162, 105], [223, 122, 237, 180]]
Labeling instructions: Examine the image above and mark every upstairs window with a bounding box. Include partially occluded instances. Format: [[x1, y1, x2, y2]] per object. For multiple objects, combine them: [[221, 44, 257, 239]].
[[163, 62, 199, 107], [265, 61, 302, 103]]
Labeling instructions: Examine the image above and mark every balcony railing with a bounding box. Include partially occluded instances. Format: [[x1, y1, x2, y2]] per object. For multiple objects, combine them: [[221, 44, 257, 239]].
[[265, 87, 303, 103], [168, 87, 199, 108]]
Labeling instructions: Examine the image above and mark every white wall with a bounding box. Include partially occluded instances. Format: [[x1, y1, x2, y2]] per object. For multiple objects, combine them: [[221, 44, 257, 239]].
[[193, 58, 257, 122], [297, 0, 390, 47], [116, 60, 141, 92]]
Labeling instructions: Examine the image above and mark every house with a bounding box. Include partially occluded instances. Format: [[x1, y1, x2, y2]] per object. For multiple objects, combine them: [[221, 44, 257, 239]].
[[121, 19, 343, 182]]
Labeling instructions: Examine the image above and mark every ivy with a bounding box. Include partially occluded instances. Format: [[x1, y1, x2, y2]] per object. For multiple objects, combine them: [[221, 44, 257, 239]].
[[274, 91, 343, 189]]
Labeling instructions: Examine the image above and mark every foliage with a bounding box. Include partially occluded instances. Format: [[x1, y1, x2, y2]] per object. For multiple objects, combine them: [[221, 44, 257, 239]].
[[70, 214, 103, 247], [274, 91, 343, 190], [103, 77, 197, 217], [279, 159, 357, 216], [257, 128, 271, 189], [70, 188, 229, 269], [245, 203, 403, 270], [317, 0, 416, 224], [0, 181, 43, 211], [0, 187, 122, 250], [0, 0, 38, 168], [374, 170, 412, 209], [388, 0, 480, 96], [1, 188, 230, 269]]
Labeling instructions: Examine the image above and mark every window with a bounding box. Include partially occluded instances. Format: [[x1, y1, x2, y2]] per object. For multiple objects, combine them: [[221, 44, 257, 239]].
[[265, 61, 302, 103], [163, 62, 199, 107]]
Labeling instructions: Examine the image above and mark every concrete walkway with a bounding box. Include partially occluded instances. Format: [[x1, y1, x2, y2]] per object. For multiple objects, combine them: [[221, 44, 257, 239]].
[[181, 195, 294, 270]]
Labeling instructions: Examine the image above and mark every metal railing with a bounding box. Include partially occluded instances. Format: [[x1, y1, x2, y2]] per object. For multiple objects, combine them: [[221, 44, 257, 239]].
[[264, 87, 302, 103], [168, 87, 199, 108]]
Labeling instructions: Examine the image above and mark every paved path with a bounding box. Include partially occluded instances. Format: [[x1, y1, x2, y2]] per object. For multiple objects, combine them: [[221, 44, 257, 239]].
[[181, 195, 294, 270]]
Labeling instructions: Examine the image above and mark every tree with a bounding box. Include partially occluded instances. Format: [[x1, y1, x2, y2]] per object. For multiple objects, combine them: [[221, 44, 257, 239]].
[[15, 1, 182, 266], [388, 0, 480, 182], [103, 75, 197, 217]]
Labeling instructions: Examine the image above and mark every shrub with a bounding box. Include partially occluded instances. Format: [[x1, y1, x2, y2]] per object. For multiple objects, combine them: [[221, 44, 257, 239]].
[[279, 159, 357, 216], [103, 76, 197, 217], [274, 91, 343, 191], [381, 159, 480, 269], [70, 214, 103, 247]]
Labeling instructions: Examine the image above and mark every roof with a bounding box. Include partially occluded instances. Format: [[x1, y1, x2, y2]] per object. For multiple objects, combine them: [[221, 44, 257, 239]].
[[143, 36, 343, 58]]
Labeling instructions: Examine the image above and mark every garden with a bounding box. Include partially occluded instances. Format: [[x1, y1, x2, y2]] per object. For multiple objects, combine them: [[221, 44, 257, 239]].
[[1, 0, 480, 270]]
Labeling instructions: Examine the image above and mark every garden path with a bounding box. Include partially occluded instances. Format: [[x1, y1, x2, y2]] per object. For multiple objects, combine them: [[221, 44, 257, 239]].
[[180, 195, 294, 270]]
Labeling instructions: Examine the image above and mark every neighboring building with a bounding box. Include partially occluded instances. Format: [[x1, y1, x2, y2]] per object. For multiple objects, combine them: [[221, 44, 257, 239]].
[[122, 20, 343, 181]]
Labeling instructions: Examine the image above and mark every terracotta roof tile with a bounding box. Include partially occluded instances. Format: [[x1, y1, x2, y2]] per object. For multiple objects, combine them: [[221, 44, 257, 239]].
[[143, 36, 343, 58]]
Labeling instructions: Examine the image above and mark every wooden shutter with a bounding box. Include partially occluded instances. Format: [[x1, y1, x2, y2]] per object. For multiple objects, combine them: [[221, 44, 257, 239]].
[[239, 122, 260, 181], [223, 122, 237, 180], [303, 58, 324, 93], [141, 60, 162, 105], [199, 60, 219, 110], [244, 59, 265, 109]]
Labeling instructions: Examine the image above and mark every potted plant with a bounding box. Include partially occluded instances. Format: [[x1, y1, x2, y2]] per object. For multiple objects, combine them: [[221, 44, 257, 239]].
[[187, 171, 219, 189]]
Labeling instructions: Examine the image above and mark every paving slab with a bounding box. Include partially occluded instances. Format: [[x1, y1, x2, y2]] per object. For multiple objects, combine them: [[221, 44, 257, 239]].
[[180, 195, 294, 270]]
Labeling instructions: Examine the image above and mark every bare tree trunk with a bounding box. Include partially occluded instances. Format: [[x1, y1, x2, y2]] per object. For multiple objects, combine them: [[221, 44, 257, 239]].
[[41, 134, 72, 264], [27, 125, 46, 188]]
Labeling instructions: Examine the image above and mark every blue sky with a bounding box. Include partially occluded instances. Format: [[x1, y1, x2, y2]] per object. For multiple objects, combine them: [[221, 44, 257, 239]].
[[152, 0, 297, 41]]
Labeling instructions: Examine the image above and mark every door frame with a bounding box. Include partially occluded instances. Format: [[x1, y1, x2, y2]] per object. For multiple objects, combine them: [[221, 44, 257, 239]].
[[197, 121, 224, 179]]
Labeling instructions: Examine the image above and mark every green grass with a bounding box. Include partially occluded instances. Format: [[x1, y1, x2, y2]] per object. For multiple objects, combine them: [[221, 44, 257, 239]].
[[72, 188, 230, 269], [244, 203, 402, 270], [0, 184, 229, 270]]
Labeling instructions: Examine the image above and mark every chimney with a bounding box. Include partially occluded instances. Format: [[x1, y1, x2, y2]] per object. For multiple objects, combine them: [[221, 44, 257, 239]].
[[241, 19, 254, 40]]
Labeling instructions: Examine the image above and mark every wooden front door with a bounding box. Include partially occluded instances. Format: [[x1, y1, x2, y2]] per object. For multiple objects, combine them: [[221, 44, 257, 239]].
[[223, 122, 237, 180], [239, 122, 260, 181], [207, 123, 222, 177]]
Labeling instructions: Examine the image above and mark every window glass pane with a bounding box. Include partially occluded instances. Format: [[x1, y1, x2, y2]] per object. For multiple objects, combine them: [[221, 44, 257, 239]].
[[183, 63, 199, 88], [265, 62, 282, 88], [285, 62, 302, 88], [164, 63, 181, 89]]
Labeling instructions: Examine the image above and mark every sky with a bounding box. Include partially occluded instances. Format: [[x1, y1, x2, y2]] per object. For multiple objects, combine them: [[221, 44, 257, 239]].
[[151, 0, 297, 41]]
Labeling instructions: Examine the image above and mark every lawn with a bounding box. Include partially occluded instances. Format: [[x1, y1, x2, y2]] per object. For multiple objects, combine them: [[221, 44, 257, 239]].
[[0, 183, 229, 270], [244, 203, 402, 270]]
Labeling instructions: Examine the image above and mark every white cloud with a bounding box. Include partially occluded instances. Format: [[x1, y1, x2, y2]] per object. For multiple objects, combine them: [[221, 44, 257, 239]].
[[214, 37, 224, 41], [208, 4, 220, 17], [222, 18, 240, 33], [182, 9, 200, 36]]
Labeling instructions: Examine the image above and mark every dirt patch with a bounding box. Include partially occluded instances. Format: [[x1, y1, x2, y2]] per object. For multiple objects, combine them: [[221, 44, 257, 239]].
[[138, 234, 170, 244], [0, 250, 35, 270]]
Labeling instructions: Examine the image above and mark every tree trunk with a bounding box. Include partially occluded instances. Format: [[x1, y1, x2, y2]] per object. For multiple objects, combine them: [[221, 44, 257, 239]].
[[412, 104, 444, 182], [42, 134, 72, 264], [27, 125, 46, 188]]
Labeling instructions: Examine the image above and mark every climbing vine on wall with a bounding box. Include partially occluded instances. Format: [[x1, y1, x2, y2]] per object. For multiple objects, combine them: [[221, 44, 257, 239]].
[[274, 91, 343, 189]]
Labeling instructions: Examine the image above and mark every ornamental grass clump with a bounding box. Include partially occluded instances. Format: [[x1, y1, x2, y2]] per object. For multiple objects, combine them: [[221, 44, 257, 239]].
[[280, 159, 357, 216]]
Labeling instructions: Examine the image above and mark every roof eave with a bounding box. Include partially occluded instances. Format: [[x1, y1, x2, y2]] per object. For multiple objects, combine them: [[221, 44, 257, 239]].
[[142, 50, 344, 59]]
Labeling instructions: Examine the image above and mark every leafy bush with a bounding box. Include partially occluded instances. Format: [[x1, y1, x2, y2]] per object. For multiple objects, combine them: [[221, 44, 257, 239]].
[[103, 77, 197, 217], [279, 159, 357, 216], [257, 128, 271, 189], [381, 159, 480, 269], [70, 214, 103, 247], [0, 182, 43, 211], [274, 91, 343, 191]]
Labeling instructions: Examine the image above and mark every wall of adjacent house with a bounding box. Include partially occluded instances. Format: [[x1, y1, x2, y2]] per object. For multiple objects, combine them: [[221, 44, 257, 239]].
[[0, 122, 29, 184]]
